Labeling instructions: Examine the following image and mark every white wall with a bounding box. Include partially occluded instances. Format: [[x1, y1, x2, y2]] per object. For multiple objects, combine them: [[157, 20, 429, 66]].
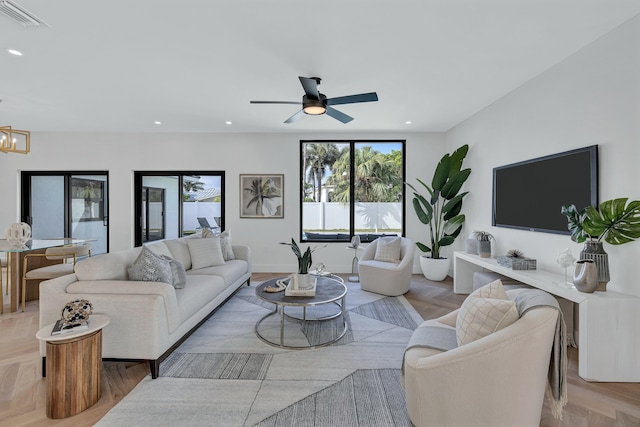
[[446, 15, 640, 295], [0, 132, 446, 274]]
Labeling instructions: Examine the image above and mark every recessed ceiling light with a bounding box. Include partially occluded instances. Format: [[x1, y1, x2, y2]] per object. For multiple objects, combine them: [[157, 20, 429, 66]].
[[7, 49, 23, 56], [154, 121, 162, 125], [405, 121, 412, 125], [225, 121, 232, 125]]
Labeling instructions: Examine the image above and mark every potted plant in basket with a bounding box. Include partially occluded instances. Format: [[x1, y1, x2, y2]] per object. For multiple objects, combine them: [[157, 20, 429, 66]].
[[406, 144, 471, 281], [561, 198, 640, 291]]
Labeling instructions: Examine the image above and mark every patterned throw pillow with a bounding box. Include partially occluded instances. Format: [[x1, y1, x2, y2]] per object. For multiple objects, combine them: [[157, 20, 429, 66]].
[[162, 256, 187, 289], [374, 236, 402, 262], [456, 279, 519, 346], [127, 246, 173, 284], [187, 237, 226, 270]]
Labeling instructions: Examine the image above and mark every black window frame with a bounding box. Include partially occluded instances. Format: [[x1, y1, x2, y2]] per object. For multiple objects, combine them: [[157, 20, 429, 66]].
[[300, 140, 406, 243], [134, 171, 225, 247]]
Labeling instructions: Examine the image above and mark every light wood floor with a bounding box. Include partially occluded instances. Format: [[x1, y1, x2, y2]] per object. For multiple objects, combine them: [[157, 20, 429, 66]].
[[0, 273, 639, 426]]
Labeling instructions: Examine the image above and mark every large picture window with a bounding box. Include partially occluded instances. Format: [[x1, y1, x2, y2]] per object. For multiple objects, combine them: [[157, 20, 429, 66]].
[[301, 140, 405, 243]]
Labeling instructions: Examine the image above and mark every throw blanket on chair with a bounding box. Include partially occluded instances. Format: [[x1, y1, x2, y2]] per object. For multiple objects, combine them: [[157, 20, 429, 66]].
[[514, 289, 568, 420], [402, 289, 568, 420]]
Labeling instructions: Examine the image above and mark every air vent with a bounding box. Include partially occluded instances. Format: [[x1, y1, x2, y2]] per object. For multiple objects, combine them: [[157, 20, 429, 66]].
[[0, 1, 49, 27]]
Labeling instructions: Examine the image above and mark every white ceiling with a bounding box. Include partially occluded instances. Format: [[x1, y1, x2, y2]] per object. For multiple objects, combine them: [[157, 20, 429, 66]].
[[1, 0, 639, 133]]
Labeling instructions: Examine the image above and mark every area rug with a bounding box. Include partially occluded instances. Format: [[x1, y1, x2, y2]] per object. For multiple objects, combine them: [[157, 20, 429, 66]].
[[95, 280, 423, 427]]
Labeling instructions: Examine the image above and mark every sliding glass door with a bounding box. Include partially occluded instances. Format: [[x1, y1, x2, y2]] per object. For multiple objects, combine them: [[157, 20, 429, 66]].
[[21, 172, 109, 255], [134, 171, 225, 246]]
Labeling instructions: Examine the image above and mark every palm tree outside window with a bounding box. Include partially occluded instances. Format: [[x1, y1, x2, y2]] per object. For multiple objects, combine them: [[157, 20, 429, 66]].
[[300, 140, 405, 243]]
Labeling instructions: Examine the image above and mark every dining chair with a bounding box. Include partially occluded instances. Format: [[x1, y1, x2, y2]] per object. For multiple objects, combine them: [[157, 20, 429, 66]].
[[21, 243, 91, 312]]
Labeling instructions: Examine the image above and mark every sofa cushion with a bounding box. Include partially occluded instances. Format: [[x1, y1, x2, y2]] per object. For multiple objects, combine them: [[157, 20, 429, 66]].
[[128, 246, 173, 284], [177, 274, 227, 321], [456, 280, 518, 346], [144, 240, 173, 259], [374, 236, 402, 262], [164, 239, 193, 270], [75, 247, 141, 281], [187, 237, 225, 270], [186, 259, 248, 284]]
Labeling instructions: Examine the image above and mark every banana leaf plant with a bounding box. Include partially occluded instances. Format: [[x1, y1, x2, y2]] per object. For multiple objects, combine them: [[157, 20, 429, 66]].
[[561, 198, 640, 244], [406, 144, 471, 259]]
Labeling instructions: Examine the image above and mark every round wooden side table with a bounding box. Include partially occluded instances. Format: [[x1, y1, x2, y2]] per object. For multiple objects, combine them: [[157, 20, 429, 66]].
[[36, 314, 110, 419]]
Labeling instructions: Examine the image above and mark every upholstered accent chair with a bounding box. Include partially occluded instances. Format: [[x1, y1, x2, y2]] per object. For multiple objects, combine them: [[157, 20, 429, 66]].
[[22, 243, 91, 311], [403, 288, 559, 427], [358, 237, 415, 296]]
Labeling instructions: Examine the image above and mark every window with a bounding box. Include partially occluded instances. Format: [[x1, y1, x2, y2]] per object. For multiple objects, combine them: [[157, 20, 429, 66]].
[[134, 171, 225, 246], [301, 140, 405, 243]]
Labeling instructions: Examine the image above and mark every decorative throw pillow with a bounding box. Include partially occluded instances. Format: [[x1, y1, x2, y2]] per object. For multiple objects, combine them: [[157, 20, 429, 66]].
[[220, 230, 235, 261], [456, 280, 519, 346], [374, 236, 402, 262], [469, 279, 508, 299], [127, 246, 173, 284], [162, 255, 187, 289], [187, 237, 226, 270]]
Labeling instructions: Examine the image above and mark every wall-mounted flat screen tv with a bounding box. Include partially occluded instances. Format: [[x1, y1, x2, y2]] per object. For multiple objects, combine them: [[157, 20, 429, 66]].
[[492, 145, 598, 234]]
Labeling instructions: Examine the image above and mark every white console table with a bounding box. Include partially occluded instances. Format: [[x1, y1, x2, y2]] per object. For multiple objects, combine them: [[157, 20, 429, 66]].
[[453, 251, 640, 382]]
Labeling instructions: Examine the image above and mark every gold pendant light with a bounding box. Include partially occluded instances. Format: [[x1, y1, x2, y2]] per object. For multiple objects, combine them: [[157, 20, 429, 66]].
[[0, 126, 30, 154]]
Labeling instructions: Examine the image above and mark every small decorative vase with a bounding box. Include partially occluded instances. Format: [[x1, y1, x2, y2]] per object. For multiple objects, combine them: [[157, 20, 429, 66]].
[[573, 259, 598, 293], [580, 241, 610, 291], [5, 222, 31, 246], [465, 239, 478, 255], [478, 240, 491, 258]]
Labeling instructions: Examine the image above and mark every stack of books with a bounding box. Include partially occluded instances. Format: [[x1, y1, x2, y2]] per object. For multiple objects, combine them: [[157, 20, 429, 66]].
[[51, 319, 89, 336]]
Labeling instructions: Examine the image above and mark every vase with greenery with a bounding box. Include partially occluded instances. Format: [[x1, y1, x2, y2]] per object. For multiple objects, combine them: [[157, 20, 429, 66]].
[[406, 144, 471, 280], [561, 198, 640, 290]]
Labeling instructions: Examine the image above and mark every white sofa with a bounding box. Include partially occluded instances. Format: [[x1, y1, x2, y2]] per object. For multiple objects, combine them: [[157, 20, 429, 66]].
[[38, 235, 251, 378], [358, 237, 415, 296]]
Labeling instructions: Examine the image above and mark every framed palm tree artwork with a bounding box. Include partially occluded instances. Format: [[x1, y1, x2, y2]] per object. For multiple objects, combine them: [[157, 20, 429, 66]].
[[240, 174, 284, 218]]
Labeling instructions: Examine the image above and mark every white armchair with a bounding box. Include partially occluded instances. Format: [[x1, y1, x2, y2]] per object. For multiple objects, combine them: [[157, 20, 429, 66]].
[[358, 237, 415, 296], [403, 292, 559, 427]]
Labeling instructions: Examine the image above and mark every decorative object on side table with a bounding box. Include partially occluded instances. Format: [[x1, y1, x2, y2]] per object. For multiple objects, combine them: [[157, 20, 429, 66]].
[[496, 249, 536, 270], [406, 144, 471, 281], [562, 198, 640, 291], [573, 259, 598, 293], [555, 248, 576, 287], [5, 222, 31, 246]]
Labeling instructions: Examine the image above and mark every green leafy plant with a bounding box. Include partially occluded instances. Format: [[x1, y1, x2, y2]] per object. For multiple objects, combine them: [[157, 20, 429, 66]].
[[561, 198, 640, 244], [280, 239, 326, 274], [406, 144, 471, 259], [473, 231, 494, 241]]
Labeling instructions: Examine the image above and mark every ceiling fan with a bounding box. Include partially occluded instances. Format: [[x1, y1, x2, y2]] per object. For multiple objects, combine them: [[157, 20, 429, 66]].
[[250, 76, 378, 124]]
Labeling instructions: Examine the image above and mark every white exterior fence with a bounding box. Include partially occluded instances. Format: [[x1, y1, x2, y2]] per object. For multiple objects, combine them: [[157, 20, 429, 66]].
[[303, 202, 402, 232]]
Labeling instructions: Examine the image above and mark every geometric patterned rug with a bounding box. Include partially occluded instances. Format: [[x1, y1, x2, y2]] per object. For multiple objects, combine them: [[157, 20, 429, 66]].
[[95, 280, 424, 427]]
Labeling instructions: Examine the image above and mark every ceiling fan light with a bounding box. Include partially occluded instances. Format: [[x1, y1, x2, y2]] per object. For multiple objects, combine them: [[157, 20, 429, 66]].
[[303, 105, 326, 115]]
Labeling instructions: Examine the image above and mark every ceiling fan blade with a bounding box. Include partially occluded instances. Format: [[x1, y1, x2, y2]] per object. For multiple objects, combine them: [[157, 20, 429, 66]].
[[326, 92, 378, 106], [325, 106, 354, 124], [299, 77, 320, 99], [284, 109, 305, 124], [250, 101, 301, 105]]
